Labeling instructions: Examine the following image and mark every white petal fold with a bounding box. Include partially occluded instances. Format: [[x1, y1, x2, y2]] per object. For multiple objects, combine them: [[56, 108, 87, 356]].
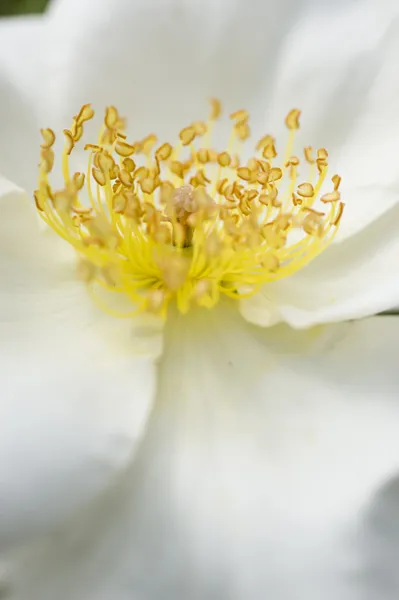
[[7, 303, 399, 600], [241, 202, 399, 329], [0, 177, 160, 548]]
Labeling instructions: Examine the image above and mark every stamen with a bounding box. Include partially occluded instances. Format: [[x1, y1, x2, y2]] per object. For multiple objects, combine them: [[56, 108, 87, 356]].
[[34, 100, 344, 316]]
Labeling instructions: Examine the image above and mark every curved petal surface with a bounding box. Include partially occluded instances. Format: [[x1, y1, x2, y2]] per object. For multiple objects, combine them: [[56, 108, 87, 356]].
[[0, 177, 161, 547], [0, 13, 55, 189], [265, 0, 399, 241], [240, 201, 399, 329], [45, 0, 316, 138], [6, 303, 399, 600], [0, 15, 47, 97]]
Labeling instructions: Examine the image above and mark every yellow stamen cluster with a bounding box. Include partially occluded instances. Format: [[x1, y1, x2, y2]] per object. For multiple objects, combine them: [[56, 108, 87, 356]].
[[34, 101, 344, 317]]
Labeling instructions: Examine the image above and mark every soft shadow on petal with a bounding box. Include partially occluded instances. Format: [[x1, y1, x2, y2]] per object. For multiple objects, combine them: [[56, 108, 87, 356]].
[[8, 304, 399, 600], [0, 178, 160, 547], [265, 0, 399, 241], [358, 477, 399, 600], [241, 201, 399, 329]]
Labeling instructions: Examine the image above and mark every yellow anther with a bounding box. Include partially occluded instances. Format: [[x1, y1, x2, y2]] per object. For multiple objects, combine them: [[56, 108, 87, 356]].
[[285, 109, 301, 130], [262, 143, 277, 159], [97, 151, 115, 174], [247, 158, 259, 172], [112, 193, 127, 213], [156, 143, 173, 161], [321, 190, 340, 203], [256, 135, 274, 151], [257, 172, 268, 186], [73, 205, 92, 216], [258, 160, 271, 175], [285, 156, 300, 167], [71, 121, 84, 142], [291, 193, 302, 207], [235, 121, 250, 141], [216, 178, 228, 195], [141, 134, 157, 154], [123, 158, 136, 172], [333, 202, 345, 226], [119, 169, 133, 187], [332, 174, 341, 190], [73, 172, 85, 190], [269, 167, 283, 182], [316, 148, 329, 172], [230, 109, 249, 122], [63, 130, 75, 156], [33, 189, 44, 211], [197, 148, 210, 163], [297, 182, 315, 198], [259, 185, 280, 208], [40, 128, 55, 149], [134, 166, 149, 181], [76, 104, 95, 124], [304, 146, 315, 164], [237, 167, 251, 181], [194, 170, 211, 186], [180, 127, 196, 146], [124, 192, 142, 219], [140, 178, 156, 194], [217, 152, 231, 167], [105, 106, 119, 129], [302, 209, 324, 237], [115, 141, 136, 157], [85, 144, 101, 152], [170, 161, 185, 179], [210, 98, 222, 120], [159, 181, 175, 204], [192, 121, 207, 135], [247, 190, 258, 201], [92, 168, 106, 186]]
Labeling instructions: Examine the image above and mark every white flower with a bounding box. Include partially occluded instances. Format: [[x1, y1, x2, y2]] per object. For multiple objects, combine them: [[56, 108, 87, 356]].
[[1, 1, 399, 599]]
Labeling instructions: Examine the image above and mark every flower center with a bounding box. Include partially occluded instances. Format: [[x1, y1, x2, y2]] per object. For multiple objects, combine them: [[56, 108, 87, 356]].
[[34, 100, 343, 317]]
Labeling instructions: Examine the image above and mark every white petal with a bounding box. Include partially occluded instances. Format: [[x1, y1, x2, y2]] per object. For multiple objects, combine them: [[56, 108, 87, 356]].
[[265, 0, 399, 241], [0, 15, 47, 98], [241, 202, 399, 329], [0, 177, 161, 547], [0, 14, 54, 189], [46, 0, 318, 137], [0, 70, 41, 189], [7, 303, 399, 600]]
